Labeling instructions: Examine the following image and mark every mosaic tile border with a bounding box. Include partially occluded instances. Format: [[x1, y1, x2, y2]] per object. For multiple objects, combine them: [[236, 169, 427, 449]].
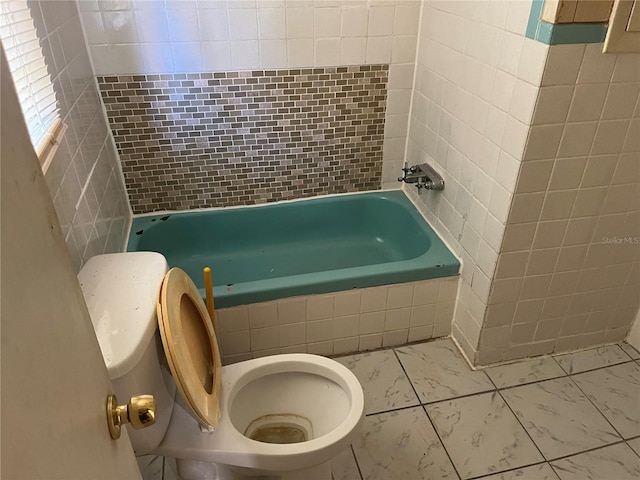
[[97, 66, 389, 213]]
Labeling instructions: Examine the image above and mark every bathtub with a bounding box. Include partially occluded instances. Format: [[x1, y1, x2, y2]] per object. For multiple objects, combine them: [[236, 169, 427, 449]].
[[127, 190, 460, 309]]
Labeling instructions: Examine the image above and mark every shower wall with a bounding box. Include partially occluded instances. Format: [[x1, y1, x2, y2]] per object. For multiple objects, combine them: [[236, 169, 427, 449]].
[[79, 0, 421, 212], [405, 0, 545, 357], [476, 44, 640, 364], [27, 0, 130, 271], [407, 1, 639, 365], [97, 66, 387, 213]]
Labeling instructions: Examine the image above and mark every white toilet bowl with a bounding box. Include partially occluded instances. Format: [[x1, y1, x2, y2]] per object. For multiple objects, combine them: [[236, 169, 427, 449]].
[[159, 354, 363, 479], [78, 252, 364, 480]]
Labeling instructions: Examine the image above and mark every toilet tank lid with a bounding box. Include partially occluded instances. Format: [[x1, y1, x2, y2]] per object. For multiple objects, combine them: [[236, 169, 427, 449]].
[[78, 252, 168, 379]]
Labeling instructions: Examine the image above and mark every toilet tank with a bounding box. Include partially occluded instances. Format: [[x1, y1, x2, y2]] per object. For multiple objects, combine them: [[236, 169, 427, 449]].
[[78, 252, 176, 455]]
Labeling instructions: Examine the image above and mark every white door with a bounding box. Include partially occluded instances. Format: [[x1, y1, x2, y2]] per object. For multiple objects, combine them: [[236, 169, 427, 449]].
[[0, 48, 142, 479]]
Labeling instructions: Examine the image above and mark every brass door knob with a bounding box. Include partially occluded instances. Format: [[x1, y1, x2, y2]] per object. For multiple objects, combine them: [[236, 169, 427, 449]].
[[107, 394, 156, 440]]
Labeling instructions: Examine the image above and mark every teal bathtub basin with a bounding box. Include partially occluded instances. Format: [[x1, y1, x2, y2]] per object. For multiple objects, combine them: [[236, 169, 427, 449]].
[[127, 190, 460, 308]]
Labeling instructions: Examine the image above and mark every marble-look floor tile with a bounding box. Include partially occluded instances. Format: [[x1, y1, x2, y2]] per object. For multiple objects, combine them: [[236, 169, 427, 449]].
[[485, 357, 565, 389], [502, 377, 621, 459], [481, 463, 560, 480], [330, 446, 362, 480], [396, 339, 494, 403], [163, 457, 178, 480], [335, 349, 419, 414], [353, 406, 457, 480], [627, 437, 640, 456], [554, 345, 631, 374], [136, 455, 163, 480], [550, 443, 640, 480], [426, 391, 543, 479], [621, 342, 640, 360], [571, 362, 640, 439]]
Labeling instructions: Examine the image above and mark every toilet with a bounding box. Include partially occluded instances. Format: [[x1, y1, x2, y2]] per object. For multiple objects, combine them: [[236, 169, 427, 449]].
[[78, 252, 364, 480]]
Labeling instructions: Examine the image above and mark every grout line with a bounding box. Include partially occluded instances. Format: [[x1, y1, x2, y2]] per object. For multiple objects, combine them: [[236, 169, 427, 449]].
[[467, 461, 561, 480], [565, 372, 627, 441], [497, 388, 548, 462], [420, 387, 499, 406], [349, 443, 365, 480], [545, 438, 631, 463], [484, 357, 551, 466], [365, 402, 422, 417], [420, 405, 463, 480], [626, 437, 640, 460], [558, 357, 636, 376], [391, 347, 464, 480]]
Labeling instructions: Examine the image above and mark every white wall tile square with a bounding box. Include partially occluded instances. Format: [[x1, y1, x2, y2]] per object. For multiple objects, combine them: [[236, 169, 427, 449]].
[[394, 4, 421, 35], [286, 38, 313, 67], [167, 8, 200, 42], [333, 315, 359, 339], [542, 44, 586, 86], [368, 5, 394, 37], [315, 38, 340, 66], [230, 40, 259, 69], [383, 329, 409, 347], [249, 302, 278, 328], [228, 8, 257, 40], [567, 83, 608, 122], [201, 40, 231, 69], [557, 122, 598, 158], [601, 83, 640, 120], [286, 6, 313, 39], [102, 10, 139, 43], [523, 124, 563, 161], [612, 54, 640, 82], [307, 319, 333, 343], [278, 297, 306, 325], [365, 36, 392, 64], [307, 295, 334, 321], [251, 326, 279, 351], [340, 37, 366, 65], [278, 323, 306, 347], [259, 39, 287, 68], [257, 7, 286, 39], [314, 7, 340, 38], [533, 86, 573, 124], [171, 42, 203, 71], [198, 8, 229, 41], [341, 6, 368, 38]]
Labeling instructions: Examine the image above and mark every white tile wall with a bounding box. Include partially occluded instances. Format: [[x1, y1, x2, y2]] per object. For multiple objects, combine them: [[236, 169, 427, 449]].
[[80, 0, 420, 75], [477, 44, 640, 365], [79, 0, 423, 198], [27, 0, 131, 272], [404, 0, 548, 363], [216, 277, 459, 364]]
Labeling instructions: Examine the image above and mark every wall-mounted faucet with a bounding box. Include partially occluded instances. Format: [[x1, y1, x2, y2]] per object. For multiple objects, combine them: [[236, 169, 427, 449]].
[[398, 162, 445, 192]]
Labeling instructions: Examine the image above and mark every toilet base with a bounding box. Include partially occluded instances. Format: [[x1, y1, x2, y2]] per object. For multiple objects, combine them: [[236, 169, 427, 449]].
[[176, 458, 332, 480]]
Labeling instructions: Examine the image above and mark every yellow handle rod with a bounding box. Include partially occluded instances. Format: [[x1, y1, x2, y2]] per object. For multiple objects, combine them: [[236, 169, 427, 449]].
[[203, 267, 217, 331]]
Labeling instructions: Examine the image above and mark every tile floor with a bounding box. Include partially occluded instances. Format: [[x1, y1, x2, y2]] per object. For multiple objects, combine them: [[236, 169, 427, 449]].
[[138, 339, 640, 480]]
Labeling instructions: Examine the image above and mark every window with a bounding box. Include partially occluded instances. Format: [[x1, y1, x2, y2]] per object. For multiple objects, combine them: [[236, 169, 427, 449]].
[[0, 0, 65, 171]]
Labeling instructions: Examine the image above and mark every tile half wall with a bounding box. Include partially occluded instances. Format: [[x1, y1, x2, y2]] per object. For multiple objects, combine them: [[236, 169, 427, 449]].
[[98, 65, 388, 213], [214, 276, 459, 365]]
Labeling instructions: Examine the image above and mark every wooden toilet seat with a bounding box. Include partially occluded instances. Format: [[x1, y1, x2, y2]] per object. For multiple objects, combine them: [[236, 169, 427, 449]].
[[157, 268, 221, 428]]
